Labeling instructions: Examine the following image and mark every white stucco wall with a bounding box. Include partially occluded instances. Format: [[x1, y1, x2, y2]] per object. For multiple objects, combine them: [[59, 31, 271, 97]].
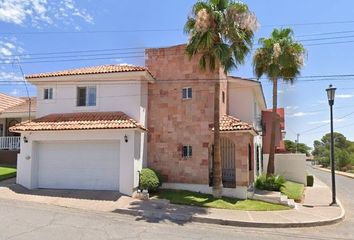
[[36, 81, 147, 124], [228, 86, 255, 124], [263, 154, 307, 184], [17, 129, 144, 196]]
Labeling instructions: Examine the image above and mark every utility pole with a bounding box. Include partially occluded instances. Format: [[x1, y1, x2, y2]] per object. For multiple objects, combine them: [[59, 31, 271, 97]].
[[295, 133, 300, 153]]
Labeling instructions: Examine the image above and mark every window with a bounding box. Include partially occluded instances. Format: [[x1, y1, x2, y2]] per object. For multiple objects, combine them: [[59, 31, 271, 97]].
[[182, 87, 192, 99], [182, 145, 192, 158], [0, 124, 3, 136], [222, 91, 225, 103], [248, 144, 253, 171], [43, 88, 53, 100], [77, 86, 96, 106]]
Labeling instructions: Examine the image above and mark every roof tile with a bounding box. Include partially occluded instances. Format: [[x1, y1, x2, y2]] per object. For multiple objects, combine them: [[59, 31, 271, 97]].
[[219, 115, 254, 132], [10, 111, 145, 132], [26, 64, 149, 79]]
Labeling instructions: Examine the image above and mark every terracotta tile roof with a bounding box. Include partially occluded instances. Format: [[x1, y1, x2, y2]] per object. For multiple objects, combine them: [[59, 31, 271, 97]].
[[2, 97, 36, 113], [26, 64, 149, 79], [10, 111, 145, 132], [219, 115, 254, 132], [0, 93, 25, 112]]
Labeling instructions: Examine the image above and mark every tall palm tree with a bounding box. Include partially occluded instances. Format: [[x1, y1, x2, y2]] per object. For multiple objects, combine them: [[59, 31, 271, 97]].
[[185, 0, 257, 197], [253, 28, 305, 174]]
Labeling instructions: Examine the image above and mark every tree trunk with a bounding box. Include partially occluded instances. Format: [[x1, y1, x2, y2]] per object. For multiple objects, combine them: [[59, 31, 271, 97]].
[[212, 80, 223, 198], [267, 77, 278, 175]]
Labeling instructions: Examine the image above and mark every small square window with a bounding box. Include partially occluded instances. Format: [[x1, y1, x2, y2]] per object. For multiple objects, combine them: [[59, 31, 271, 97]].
[[182, 87, 192, 99], [44, 88, 53, 100], [182, 145, 192, 158]]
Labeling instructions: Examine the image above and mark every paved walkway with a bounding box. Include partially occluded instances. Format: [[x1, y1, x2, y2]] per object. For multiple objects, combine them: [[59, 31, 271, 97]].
[[312, 165, 354, 179], [0, 177, 344, 228]]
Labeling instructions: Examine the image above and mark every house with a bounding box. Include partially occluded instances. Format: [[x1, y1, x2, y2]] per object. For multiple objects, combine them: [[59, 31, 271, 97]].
[[146, 44, 266, 198], [0, 93, 36, 166], [10, 65, 154, 196], [262, 108, 286, 154], [11, 44, 267, 199]]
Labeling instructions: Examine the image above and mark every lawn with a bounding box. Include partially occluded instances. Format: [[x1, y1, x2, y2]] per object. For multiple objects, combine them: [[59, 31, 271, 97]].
[[280, 181, 304, 202], [153, 189, 290, 211], [0, 167, 17, 181]]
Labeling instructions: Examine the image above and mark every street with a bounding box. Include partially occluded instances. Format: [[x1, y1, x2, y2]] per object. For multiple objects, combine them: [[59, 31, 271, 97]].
[[0, 167, 352, 240]]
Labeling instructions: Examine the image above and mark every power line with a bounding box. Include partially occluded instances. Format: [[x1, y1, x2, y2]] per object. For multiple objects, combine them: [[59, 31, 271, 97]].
[[1, 19, 354, 35]]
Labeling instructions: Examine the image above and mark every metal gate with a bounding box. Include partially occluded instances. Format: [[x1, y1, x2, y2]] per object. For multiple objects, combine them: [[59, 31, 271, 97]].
[[221, 137, 236, 188]]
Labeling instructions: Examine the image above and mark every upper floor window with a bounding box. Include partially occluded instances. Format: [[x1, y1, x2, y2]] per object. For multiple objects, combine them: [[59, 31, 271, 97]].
[[43, 88, 53, 100], [77, 86, 96, 107], [182, 145, 193, 158], [182, 87, 192, 99]]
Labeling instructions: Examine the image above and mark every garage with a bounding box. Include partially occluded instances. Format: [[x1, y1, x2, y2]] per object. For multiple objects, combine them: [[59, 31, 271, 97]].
[[36, 141, 120, 191]]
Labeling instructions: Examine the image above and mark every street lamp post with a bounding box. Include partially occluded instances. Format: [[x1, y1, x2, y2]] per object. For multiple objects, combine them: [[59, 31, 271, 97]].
[[326, 84, 337, 206]]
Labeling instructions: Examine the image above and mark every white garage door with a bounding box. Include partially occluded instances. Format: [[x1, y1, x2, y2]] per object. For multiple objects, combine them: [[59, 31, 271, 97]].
[[37, 141, 120, 191]]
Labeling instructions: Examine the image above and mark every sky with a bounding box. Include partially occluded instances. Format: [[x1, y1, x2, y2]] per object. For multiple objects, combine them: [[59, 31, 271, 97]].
[[1, 0, 354, 148]]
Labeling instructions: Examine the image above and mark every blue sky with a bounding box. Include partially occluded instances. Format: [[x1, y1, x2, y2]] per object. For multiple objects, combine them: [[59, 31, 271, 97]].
[[1, 0, 354, 147]]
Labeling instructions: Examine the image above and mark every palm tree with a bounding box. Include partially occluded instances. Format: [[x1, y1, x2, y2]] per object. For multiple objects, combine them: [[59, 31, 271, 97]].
[[253, 28, 305, 174], [185, 0, 257, 197]]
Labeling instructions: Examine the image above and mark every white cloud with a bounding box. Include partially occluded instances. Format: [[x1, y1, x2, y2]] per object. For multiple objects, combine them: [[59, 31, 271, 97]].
[[308, 118, 346, 125], [278, 90, 284, 94], [0, 37, 25, 61], [0, 71, 23, 81], [289, 111, 318, 117], [336, 94, 353, 99], [0, 0, 93, 26], [285, 105, 299, 110]]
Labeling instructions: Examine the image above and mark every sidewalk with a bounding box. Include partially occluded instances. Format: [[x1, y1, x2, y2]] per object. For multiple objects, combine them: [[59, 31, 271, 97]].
[[0, 177, 345, 228], [312, 165, 354, 179]]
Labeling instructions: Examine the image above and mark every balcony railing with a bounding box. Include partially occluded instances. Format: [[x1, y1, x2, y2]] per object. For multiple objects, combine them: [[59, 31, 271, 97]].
[[0, 136, 20, 150]]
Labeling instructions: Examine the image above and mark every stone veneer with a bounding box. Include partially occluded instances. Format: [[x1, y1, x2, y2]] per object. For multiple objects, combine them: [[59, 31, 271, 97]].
[[146, 44, 253, 187]]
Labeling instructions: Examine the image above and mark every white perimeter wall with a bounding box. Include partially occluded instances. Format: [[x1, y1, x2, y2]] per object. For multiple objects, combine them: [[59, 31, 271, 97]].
[[17, 129, 145, 196], [263, 153, 307, 184]]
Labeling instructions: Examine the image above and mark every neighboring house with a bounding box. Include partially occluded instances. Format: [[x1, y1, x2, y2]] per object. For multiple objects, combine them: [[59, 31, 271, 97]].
[[11, 44, 269, 199], [10, 65, 154, 196], [262, 108, 286, 154], [0, 93, 36, 165], [227, 77, 267, 176]]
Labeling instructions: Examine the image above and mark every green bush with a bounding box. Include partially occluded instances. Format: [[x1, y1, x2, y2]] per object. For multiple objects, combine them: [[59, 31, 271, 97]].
[[307, 175, 314, 187], [139, 168, 161, 192], [254, 174, 286, 191]]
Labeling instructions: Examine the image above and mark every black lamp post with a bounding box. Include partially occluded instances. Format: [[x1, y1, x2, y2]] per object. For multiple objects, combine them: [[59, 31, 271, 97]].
[[326, 84, 337, 206]]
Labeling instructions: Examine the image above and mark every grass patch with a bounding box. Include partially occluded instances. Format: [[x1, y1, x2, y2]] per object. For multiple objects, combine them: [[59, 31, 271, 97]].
[[0, 167, 16, 181], [153, 189, 290, 211], [280, 181, 304, 202]]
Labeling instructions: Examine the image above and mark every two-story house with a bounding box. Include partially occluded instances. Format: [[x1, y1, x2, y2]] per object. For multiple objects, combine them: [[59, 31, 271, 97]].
[[146, 45, 265, 198], [11, 44, 268, 199], [11, 65, 154, 196]]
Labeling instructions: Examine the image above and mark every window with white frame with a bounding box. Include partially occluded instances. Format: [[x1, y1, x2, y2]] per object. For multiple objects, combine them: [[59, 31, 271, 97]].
[[182, 145, 192, 158], [77, 86, 97, 107], [182, 87, 192, 99], [43, 88, 53, 100]]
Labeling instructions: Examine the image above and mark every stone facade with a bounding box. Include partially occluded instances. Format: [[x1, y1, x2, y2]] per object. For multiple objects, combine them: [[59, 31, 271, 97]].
[[146, 44, 254, 188]]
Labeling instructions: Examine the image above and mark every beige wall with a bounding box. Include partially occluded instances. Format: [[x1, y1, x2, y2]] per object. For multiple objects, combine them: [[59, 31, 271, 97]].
[[263, 153, 307, 184]]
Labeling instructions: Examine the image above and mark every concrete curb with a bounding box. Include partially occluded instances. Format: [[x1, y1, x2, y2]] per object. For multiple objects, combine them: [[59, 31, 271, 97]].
[[311, 165, 354, 179], [113, 202, 345, 228]]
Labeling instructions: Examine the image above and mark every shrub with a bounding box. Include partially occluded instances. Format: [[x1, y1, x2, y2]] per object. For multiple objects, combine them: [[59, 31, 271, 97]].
[[307, 175, 314, 187], [254, 174, 286, 191], [139, 168, 160, 192]]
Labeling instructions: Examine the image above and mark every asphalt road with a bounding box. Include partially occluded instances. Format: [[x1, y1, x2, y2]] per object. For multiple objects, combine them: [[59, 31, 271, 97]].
[[0, 166, 352, 240]]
